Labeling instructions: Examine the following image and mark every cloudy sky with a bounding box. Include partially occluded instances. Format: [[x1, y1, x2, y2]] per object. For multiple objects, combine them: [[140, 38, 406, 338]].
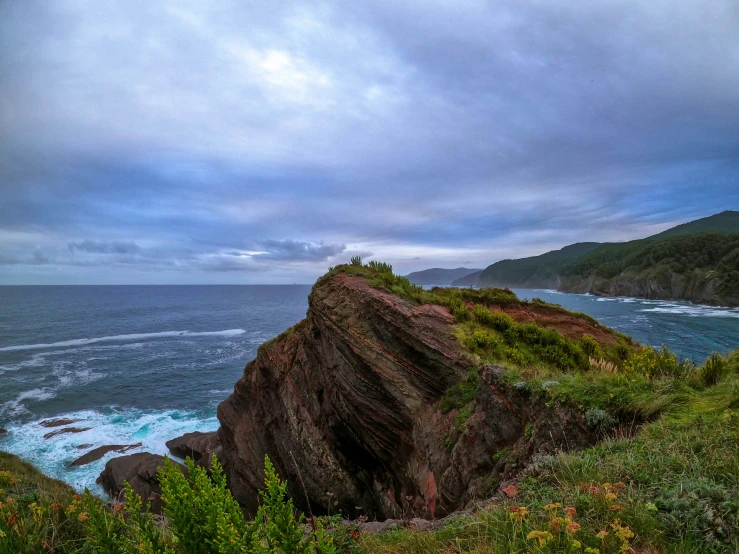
[[1, 1, 738, 284]]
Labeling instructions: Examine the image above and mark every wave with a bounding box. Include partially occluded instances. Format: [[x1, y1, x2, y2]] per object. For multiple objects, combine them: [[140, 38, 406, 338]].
[[0, 329, 247, 352], [639, 306, 739, 318], [0, 407, 219, 494]]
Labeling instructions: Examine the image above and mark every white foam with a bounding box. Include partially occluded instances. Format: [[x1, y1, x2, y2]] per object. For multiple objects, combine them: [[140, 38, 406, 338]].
[[639, 306, 739, 318], [0, 329, 247, 352], [0, 408, 219, 495], [0, 388, 57, 417]]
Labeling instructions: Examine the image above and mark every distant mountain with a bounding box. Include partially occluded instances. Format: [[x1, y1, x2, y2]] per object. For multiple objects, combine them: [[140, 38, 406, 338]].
[[451, 270, 482, 287], [405, 267, 482, 286], [477, 211, 739, 306]]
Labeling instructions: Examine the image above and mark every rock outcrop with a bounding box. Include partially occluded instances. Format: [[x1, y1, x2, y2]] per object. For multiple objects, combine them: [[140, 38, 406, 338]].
[[44, 427, 91, 439], [97, 453, 181, 513], [217, 271, 600, 520], [166, 431, 220, 468], [70, 443, 142, 467]]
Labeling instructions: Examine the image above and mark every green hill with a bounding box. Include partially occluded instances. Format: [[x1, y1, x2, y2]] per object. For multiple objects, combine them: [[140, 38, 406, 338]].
[[478, 242, 601, 288], [406, 267, 482, 285], [649, 210, 739, 239], [477, 211, 739, 305]]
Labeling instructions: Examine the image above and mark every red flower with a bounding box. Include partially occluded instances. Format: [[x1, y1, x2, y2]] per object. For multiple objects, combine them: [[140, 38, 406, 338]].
[[503, 485, 518, 498]]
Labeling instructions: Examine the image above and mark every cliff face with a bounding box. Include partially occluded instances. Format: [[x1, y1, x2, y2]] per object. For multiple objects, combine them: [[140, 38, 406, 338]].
[[217, 271, 599, 520], [559, 269, 738, 306]]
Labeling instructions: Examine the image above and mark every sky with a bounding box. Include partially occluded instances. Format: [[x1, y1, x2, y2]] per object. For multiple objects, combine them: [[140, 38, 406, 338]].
[[1, 1, 738, 284]]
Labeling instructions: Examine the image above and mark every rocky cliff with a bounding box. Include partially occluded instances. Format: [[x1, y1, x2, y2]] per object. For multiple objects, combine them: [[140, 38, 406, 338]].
[[216, 268, 608, 520]]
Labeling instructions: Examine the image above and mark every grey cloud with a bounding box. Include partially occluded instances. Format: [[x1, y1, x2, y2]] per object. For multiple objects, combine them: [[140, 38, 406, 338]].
[[0, 1, 737, 284], [68, 240, 142, 254], [254, 240, 347, 262]]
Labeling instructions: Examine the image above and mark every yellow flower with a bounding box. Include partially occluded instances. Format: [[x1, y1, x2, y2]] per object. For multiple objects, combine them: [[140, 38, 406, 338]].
[[596, 530, 608, 540], [77, 512, 88, 522], [526, 530, 554, 547], [572, 539, 582, 549], [544, 502, 561, 511], [605, 492, 618, 501]]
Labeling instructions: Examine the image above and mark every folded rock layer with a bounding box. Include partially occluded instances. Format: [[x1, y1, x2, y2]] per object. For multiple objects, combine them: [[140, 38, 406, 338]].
[[217, 271, 599, 519]]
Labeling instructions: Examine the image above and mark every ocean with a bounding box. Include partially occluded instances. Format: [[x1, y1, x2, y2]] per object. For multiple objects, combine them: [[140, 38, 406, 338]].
[[1, 285, 737, 494]]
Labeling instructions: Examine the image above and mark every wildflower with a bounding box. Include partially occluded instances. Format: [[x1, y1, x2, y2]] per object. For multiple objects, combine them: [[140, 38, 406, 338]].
[[572, 539, 582, 549], [596, 530, 608, 540], [605, 492, 618, 501], [549, 516, 565, 531], [564, 506, 577, 518], [7, 513, 18, 526], [5, 497, 14, 505], [584, 549, 600, 554], [508, 506, 529, 522], [526, 530, 554, 547], [73, 494, 82, 502], [544, 502, 561, 511], [614, 482, 626, 490], [645, 502, 658, 513], [78, 512, 88, 522], [112, 503, 123, 512], [50, 503, 62, 511], [588, 485, 600, 495], [609, 504, 622, 511], [566, 521, 581, 534]]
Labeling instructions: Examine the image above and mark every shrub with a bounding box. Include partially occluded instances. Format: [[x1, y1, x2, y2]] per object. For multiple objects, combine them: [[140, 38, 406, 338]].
[[350, 256, 362, 266], [485, 311, 516, 332], [580, 334, 601, 357], [585, 408, 616, 431], [699, 352, 727, 387], [440, 371, 479, 413]]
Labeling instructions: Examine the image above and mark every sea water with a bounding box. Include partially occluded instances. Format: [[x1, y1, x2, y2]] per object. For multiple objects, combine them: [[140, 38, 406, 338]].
[[0, 285, 737, 492]]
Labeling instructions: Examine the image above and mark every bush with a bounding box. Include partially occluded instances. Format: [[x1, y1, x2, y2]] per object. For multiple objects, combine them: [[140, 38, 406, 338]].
[[350, 256, 362, 266], [580, 334, 602, 357], [585, 408, 616, 431], [699, 351, 728, 387]]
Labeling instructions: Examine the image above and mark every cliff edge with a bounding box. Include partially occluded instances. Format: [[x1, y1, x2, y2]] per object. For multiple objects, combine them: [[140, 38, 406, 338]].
[[216, 265, 632, 519]]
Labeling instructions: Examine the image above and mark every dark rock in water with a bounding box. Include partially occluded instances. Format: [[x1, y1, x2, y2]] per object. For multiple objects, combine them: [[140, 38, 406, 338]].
[[70, 443, 142, 467], [217, 270, 603, 520], [0, 428, 7, 436], [97, 453, 183, 513], [44, 427, 91, 439], [166, 431, 219, 467], [75, 443, 94, 450], [39, 418, 82, 428]]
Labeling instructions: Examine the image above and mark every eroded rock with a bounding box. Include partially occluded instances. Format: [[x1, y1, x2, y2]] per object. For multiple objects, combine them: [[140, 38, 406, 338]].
[[97, 453, 182, 513], [44, 427, 91, 439], [39, 418, 82, 428], [166, 431, 219, 467], [70, 443, 142, 467], [216, 271, 601, 520]]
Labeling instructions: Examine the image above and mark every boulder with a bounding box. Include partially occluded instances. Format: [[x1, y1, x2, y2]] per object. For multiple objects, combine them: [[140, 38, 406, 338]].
[[39, 418, 82, 428], [70, 443, 142, 467], [97, 453, 182, 513], [165, 431, 219, 467], [44, 427, 91, 439]]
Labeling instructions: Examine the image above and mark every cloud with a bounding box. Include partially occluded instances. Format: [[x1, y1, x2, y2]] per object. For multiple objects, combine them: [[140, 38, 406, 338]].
[[253, 240, 346, 262], [0, 0, 737, 284], [68, 240, 142, 254]]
